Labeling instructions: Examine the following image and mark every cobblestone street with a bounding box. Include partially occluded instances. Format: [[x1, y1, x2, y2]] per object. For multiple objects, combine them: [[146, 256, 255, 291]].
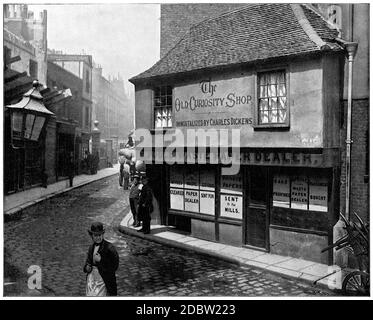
[[4, 175, 336, 297]]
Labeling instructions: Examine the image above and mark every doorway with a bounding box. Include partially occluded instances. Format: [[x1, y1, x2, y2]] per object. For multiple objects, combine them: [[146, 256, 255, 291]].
[[245, 167, 270, 250]]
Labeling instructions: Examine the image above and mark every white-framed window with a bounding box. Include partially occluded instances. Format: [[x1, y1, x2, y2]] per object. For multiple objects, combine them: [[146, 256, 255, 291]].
[[154, 85, 172, 128], [254, 69, 290, 129]]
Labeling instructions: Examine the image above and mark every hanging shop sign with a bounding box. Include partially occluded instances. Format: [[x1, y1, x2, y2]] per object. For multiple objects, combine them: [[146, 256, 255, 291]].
[[273, 174, 290, 208], [174, 77, 254, 128], [291, 176, 308, 210], [309, 177, 328, 212]]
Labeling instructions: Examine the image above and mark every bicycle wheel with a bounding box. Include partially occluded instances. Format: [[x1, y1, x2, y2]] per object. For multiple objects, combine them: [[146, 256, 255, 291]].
[[342, 271, 370, 296]]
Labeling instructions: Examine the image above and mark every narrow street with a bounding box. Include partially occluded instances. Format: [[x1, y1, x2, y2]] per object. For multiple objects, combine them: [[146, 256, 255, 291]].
[[4, 175, 335, 297]]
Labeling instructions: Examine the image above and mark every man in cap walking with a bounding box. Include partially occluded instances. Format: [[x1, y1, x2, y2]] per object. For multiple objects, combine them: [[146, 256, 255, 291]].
[[83, 221, 119, 296]]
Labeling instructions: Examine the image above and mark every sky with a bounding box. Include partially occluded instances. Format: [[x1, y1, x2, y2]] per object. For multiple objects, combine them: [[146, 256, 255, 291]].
[[29, 2, 161, 96]]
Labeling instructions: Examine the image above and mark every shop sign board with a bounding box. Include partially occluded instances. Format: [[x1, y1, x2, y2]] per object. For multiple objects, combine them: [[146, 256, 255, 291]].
[[240, 151, 325, 167], [309, 177, 328, 212], [273, 174, 290, 208], [200, 191, 215, 215], [174, 77, 254, 129], [170, 188, 184, 210], [220, 194, 242, 219], [291, 176, 308, 210], [220, 173, 243, 195], [184, 189, 199, 212]]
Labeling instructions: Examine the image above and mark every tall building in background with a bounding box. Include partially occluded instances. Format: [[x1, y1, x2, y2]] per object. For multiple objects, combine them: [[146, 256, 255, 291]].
[[47, 52, 93, 169], [92, 65, 133, 168], [4, 4, 48, 93]]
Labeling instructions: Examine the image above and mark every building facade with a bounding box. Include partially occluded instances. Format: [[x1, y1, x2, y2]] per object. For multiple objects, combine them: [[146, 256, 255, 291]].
[[46, 61, 81, 178], [92, 66, 133, 168], [130, 3, 368, 265], [312, 3, 370, 227], [4, 4, 48, 86], [47, 52, 94, 173], [3, 4, 54, 193]]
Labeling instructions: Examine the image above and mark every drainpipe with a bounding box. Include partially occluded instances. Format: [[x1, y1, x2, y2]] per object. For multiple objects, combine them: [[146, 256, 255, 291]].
[[344, 42, 358, 221]]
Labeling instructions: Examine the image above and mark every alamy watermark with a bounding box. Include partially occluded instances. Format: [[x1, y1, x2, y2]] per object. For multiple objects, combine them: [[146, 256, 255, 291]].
[[133, 128, 241, 175], [27, 265, 42, 290]]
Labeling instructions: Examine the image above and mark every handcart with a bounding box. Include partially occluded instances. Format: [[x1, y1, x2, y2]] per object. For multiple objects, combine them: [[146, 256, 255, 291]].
[[315, 212, 369, 296]]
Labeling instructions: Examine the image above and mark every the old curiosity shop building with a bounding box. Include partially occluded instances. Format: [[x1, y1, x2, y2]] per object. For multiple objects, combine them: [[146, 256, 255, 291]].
[[130, 4, 366, 265]]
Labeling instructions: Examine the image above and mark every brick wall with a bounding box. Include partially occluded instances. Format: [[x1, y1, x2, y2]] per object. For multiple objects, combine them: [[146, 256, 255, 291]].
[[340, 99, 369, 223], [160, 3, 246, 58]]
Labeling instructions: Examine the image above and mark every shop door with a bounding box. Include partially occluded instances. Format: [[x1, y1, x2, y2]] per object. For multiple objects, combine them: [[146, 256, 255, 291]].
[[245, 167, 269, 250]]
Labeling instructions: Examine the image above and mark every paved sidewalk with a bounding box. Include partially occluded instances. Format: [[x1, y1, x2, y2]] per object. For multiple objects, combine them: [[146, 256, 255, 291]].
[[119, 211, 346, 292], [3, 164, 120, 220]]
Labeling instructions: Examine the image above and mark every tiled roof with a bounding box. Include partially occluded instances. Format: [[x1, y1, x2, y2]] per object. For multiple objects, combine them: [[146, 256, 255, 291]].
[[131, 3, 343, 82]]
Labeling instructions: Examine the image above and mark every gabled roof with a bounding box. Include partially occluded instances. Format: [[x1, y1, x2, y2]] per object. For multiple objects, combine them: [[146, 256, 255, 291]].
[[130, 3, 343, 83]]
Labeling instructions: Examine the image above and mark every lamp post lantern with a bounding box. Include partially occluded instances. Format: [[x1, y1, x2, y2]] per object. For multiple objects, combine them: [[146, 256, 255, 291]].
[[5, 80, 55, 191], [6, 80, 54, 146]]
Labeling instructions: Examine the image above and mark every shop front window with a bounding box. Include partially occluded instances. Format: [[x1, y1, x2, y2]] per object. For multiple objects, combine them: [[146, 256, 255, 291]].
[[169, 165, 215, 216], [220, 171, 243, 220], [154, 85, 173, 128], [272, 173, 328, 212], [256, 70, 288, 127]]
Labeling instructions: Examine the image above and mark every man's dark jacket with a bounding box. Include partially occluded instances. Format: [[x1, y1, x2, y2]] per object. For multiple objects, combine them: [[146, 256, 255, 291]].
[[138, 184, 153, 220], [83, 239, 119, 296]]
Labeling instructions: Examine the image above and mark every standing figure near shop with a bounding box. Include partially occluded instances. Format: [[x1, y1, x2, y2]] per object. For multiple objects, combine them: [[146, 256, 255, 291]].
[[122, 165, 130, 190], [83, 222, 119, 296], [67, 151, 75, 187], [137, 175, 153, 234], [129, 175, 141, 227], [118, 152, 126, 188]]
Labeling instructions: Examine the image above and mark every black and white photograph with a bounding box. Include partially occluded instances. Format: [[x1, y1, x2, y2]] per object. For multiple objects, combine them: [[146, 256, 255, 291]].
[[2, 0, 370, 303]]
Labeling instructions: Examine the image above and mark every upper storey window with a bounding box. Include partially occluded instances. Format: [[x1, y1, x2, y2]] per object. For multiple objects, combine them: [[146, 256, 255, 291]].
[[256, 70, 289, 128], [154, 85, 172, 128]]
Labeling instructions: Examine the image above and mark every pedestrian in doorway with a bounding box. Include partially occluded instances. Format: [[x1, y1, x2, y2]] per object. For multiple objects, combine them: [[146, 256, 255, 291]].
[[129, 175, 141, 227], [67, 151, 75, 187], [84, 222, 119, 296], [137, 175, 153, 234]]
